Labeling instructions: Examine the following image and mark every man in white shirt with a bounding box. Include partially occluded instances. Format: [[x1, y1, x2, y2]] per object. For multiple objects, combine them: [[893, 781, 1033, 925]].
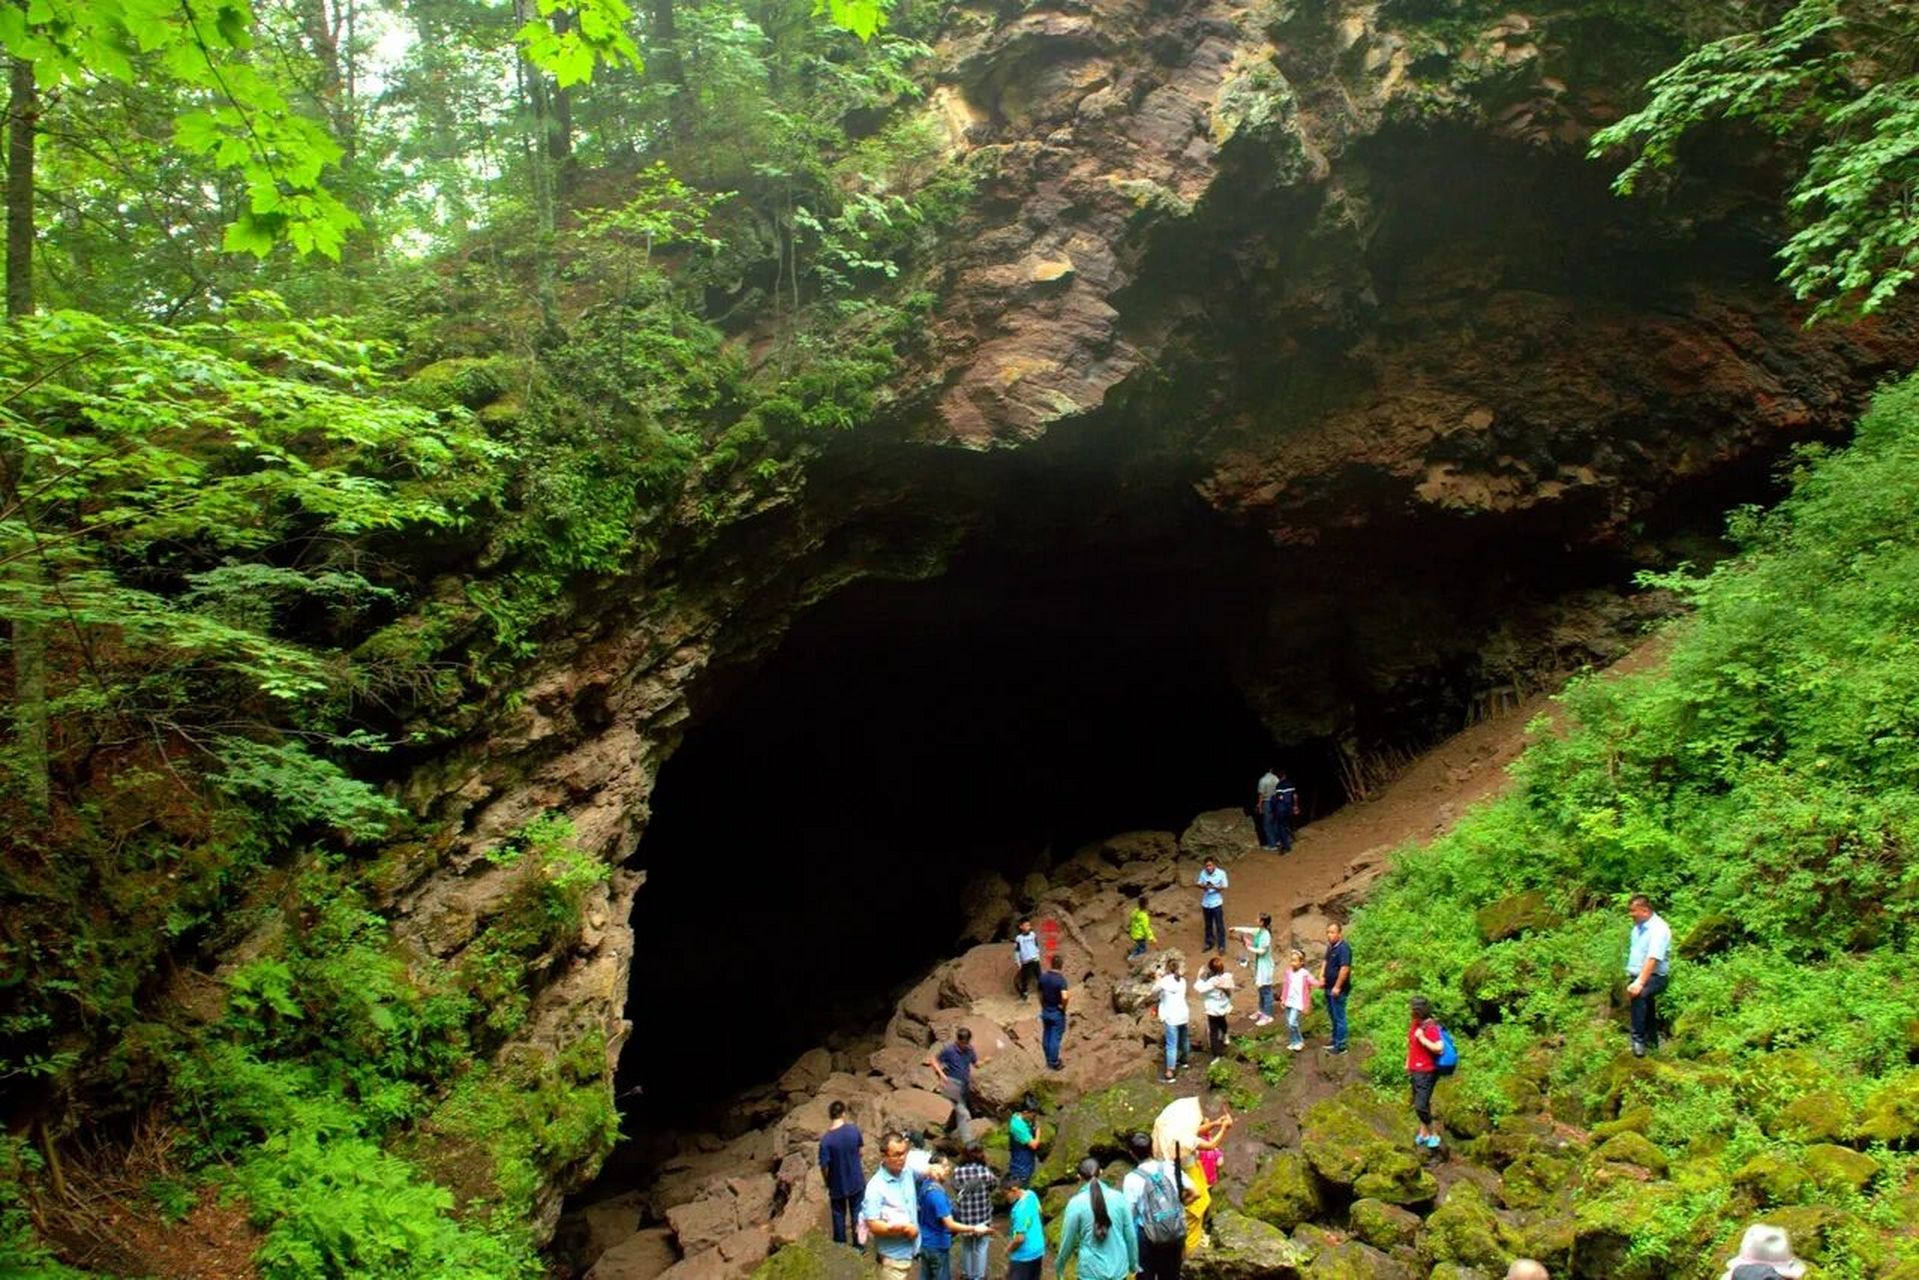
[[1624, 894, 1673, 1057], [1155, 957, 1190, 1084]]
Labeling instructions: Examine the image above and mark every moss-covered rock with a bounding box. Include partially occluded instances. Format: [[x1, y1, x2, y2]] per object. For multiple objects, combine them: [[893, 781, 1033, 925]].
[[1497, 1151, 1572, 1211], [1185, 1210, 1308, 1280], [1803, 1143, 1881, 1194], [1765, 1089, 1855, 1143], [1349, 1199, 1420, 1250], [1420, 1182, 1509, 1272], [1731, 1152, 1809, 1206], [1433, 1080, 1492, 1139], [1590, 1106, 1652, 1140], [1426, 1267, 1492, 1280], [1352, 1147, 1439, 1207], [1030, 1077, 1165, 1187], [1677, 912, 1745, 959], [1570, 1183, 1691, 1280], [1291, 1223, 1342, 1258], [1855, 1070, 1919, 1145], [1242, 1150, 1322, 1230], [752, 1233, 871, 1280], [1764, 1204, 1855, 1261], [1474, 890, 1559, 943], [1590, 1131, 1669, 1176], [1302, 1238, 1413, 1279], [1301, 1087, 1434, 1204], [401, 356, 514, 411]]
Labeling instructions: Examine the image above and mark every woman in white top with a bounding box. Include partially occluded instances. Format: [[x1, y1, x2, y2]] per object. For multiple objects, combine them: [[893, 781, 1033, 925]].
[[1155, 957, 1190, 1083], [1193, 956, 1235, 1057]]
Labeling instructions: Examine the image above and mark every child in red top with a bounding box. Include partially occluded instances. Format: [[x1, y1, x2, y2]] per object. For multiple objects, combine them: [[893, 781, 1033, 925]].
[[1406, 996, 1446, 1150]]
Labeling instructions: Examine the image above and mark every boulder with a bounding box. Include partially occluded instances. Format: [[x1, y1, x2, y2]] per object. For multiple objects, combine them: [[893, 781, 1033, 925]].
[[1766, 1089, 1854, 1143], [1300, 1089, 1435, 1205], [1855, 1070, 1919, 1145], [1803, 1143, 1881, 1194], [1240, 1150, 1321, 1230], [1348, 1199, 1419, 1250], [898, 974, 943, 1025], [880, 1087, 957, 1137], [667, 1194, 743, 1257], [971, 1039, 1046, 1113], [1590, 1131, 1669, 1176], [1180, 809, 1257, 866], [1589, 1107, 1651, 1140], [1030, 1077, 1166, 1187], [588, 1227, 681, 1280], [559, 1190, 648, 1271], [715, 1227, 773, 1268], [749, 1233, 870, 1280], [1473, 890, 1560, 943], [868, 1046, 931, 1089], [779, 1049, 835, 1097], [771, 1156, 830, 1247], [942, 945, 1020, 1007], [1496, 1151, 1571, 1211], [957, 872, 1016, 944], [1421, 1182, 1509, 1272], [1185, 1210, 1308, 1280], [1678, 912, 1745, 959], [652, 1246, 733, 1280], [1732, 1153, 1809, 1207], [1303, 1239, 1414, 1280]]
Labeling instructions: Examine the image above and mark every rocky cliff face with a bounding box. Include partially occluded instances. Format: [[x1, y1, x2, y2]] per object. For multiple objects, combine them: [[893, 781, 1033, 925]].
[[376, 0, 1919, 1237]]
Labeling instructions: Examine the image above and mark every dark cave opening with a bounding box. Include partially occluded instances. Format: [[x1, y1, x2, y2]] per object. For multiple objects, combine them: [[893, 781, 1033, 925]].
[[609, 489, 1303, 1134]]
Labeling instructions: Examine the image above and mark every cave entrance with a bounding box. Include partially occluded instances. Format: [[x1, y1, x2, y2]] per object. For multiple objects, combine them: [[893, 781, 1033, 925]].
[[611, 483, 1298, 1134]]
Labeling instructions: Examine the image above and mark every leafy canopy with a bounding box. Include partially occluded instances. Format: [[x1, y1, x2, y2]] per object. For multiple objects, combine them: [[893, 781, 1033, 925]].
[[1592, 0, 1919, 321]]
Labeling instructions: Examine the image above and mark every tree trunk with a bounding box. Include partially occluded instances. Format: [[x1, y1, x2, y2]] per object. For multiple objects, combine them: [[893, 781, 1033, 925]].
[[5, 53, 46, 816], [548, 10, 576, 192], [513, 0, 559, 338], [648, 0, 687, 143]]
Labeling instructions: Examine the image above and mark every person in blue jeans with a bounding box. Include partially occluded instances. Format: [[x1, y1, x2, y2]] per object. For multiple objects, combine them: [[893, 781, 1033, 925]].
[[1196, 858, 1228, 955], [917, 1158, 987, 1280], [1625, 894, 1672, 1057], [1270, 770, 1298, 853], [1006, 1098, 1041, 1186], [819, 1100, 866, 1247], [1037, 955, 1070, 1069], [1323, 921, 1352, 1054]]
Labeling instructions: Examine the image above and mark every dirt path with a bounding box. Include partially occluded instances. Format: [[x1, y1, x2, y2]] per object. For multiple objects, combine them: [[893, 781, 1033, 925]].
[[1165, 636, 1668, 974]]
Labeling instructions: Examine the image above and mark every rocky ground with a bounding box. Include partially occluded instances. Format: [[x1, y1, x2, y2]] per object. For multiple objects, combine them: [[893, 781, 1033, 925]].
[[554, 673, 1567, 1279]]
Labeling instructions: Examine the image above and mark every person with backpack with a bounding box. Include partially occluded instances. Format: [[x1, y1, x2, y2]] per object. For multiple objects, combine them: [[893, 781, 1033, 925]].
[[1121, 1132, 1189, 1280], [1406, 996, 1448, 1150], [1055, 1157, 1139, 1280]]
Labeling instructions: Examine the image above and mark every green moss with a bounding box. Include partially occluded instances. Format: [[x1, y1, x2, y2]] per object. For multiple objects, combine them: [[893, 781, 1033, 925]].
[[1474, 890, 1560, 943], [1241, 1150, 1322, 1230], [1347, 1197, 1419, 1249], [1590, 1131, 1669, 1176], [1184, 1211, 1308, 1280], [1802, 1143, 1881, 1194], [1590, 1106, 1652, 1140], [1732, 1153, 1809, 1207], [1423, 1182, 1509, 1271], [753, 1234, 869, 1280], [1498, 1151, 1573, 1211], [401, 356, 516, 411], [1029, 1077, 1165, 1188], [1768, 1089, 1856, 1143], [1855, 1071, 1919, 1145]]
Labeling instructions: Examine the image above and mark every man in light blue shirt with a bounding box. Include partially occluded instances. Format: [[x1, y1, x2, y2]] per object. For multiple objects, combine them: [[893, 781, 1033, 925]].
[[1624, 894, 1672, 1057], [1196, 858, 1229, 955], [862, 1132, 921, 1279], [1013, 919, 1042, 1000]]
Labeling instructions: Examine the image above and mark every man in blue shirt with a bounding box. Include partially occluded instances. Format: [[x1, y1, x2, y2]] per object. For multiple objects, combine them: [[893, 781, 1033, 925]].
[[1012, 919, 1042, 1000], [1037, 956, 1070, 1070], [1625, 894, 1673, 1057], [1323, 921, 1352, 1054], [862, 1132, 920, 1280], [819, 1100, 866, 1247], [1196, 858, 1229, 955], [928, 1029, 978, 1142]]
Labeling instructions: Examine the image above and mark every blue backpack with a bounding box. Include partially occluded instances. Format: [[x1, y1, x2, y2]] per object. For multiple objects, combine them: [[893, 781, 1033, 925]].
[[1435, 1025, 1459, 1076]]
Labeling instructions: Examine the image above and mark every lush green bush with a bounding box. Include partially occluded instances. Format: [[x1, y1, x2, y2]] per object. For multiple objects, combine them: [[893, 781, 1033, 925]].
[[1348, 373, 1919, 1275]]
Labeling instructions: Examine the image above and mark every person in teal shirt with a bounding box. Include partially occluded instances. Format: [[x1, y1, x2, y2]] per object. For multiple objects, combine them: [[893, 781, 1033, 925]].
[[1003, 1177, 1045, 1280], [1055, 1158, 1139, 1280], [1006, 1098, 1040, 1184]]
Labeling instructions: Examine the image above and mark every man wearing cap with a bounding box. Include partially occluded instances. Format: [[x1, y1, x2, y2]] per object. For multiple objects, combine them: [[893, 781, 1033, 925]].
[[1624, 894, 1672, 1058], [1723, 1224, 1807, 1279]]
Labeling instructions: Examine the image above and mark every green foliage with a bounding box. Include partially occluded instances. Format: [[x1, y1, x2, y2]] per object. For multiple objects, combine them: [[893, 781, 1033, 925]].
[[1347, 372, 1919, 1276], [1591, 0, 1919, 320]]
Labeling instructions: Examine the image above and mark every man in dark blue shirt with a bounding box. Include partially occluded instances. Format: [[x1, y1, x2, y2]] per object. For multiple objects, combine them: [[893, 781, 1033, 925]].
[[818, 1100, 866, 1247], [1036, 956, 1070, 1070], [1323, 922, 1352, 1054], [929, 1028, 979, 1142]]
